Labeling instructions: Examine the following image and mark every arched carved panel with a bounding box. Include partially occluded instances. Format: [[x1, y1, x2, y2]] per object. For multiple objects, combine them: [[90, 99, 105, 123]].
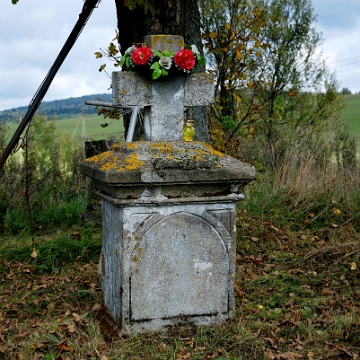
[[130, 212, 230, 321]]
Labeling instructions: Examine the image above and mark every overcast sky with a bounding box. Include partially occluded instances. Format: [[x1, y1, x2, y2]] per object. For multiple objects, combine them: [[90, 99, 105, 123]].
[[0, 0, 359, 110]]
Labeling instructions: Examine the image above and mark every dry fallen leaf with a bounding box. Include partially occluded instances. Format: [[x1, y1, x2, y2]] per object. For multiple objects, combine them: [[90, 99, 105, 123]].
[[30, 248, 38, 259], [57, 340, 74, 352], [264, 347, 275, 360], [175, 353, 191, 360], [98, 341, 108, 351], [92, 303, 102, 312], [68, 324, 76, 333], [274, 351, 303, 359], [322, 310, 335, 326], [321, 288, 334, 296], [205, 351, 218, 359]]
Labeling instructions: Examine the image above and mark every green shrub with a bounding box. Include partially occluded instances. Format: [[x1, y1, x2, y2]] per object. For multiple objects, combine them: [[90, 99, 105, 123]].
[[1, 116, 86, 235]]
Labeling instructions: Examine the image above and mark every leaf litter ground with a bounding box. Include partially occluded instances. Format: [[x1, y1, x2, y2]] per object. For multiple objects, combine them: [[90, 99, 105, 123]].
[[1, 216, 360, 360]]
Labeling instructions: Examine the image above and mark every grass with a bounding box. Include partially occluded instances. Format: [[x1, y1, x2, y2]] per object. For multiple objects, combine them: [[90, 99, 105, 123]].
[[1, 198, 360, 359], [6, 114, 125, 143], [341, 94, 360, 143]]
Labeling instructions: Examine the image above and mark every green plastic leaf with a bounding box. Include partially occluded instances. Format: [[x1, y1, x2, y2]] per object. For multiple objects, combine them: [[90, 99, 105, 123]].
[[150, 62, 160, 70], [120, 55, 126, 67], [163, 50, 174, 57], [125, 56, 131, 68], [161, 68, 169, 77], [154, 50, 163, 57], [197, 55, 206, 66], [152, 68, 162, 79]]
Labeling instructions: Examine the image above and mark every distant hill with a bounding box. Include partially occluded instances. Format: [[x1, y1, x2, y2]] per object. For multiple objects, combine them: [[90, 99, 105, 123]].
[[0, 93, 112, 123]]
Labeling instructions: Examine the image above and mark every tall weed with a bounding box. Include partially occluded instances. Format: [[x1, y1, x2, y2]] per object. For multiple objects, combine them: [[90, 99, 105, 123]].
[[0, 116, 86, 235], [240, 117, 360, 230]]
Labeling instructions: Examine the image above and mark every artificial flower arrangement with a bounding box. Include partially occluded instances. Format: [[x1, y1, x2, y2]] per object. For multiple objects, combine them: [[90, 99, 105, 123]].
[[119, 44, 206, 80]]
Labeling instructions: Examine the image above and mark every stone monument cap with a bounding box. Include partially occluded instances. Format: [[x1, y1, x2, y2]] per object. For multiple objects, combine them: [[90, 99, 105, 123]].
[[80, 141, 256, 203]]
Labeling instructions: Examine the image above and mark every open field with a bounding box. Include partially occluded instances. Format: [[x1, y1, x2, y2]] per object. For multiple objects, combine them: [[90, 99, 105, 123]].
[[3, 94, 359, 145], [341, 94, 360, 142], [6, 114, 125, 143]]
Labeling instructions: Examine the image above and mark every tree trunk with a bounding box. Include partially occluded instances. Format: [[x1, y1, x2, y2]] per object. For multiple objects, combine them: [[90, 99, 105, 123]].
[[114, 0, 210, 142]]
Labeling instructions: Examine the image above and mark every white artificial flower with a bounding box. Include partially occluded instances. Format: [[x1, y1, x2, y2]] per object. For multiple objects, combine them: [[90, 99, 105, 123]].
[[159, 56, 172, 70], [125, 45, 136, 55], [191, 45, 200, 55]]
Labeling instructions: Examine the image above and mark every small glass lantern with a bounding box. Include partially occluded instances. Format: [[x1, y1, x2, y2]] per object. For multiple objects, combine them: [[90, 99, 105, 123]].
[[183, 119, 195, 141]]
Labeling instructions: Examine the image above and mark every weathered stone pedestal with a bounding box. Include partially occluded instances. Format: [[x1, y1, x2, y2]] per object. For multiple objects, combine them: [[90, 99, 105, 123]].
[[80, 141, 255, 334]]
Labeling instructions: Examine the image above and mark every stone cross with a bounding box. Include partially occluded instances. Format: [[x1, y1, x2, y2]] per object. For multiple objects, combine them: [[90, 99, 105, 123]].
[[112, 35, 215, 141]]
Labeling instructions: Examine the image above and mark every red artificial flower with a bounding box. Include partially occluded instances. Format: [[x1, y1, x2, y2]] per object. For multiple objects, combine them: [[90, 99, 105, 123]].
[[131, 46, 153, 66], [173, 49, 196, 71]]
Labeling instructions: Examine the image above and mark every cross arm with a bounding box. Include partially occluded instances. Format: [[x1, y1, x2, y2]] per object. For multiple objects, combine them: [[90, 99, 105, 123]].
[[112, 72, 152, 107], [184, 73, 215, 107]]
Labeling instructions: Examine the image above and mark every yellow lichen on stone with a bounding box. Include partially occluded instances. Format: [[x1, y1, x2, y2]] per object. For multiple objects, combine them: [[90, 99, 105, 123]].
[[125, 142, 139, 150], [99, 157, 118, 171], [85, 148, 144, 172], [123, 154, 144, 171], [84, 151, 112, 164], [151, 142, 174, 155], [202, 143, 225, 158]]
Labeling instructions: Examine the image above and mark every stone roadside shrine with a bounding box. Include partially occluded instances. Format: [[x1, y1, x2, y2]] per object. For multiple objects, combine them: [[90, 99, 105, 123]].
[[80, 34, 256, 335]]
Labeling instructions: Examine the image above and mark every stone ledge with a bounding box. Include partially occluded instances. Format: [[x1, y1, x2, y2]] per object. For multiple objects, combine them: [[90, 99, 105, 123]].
[[80, 141, 256, 189]]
